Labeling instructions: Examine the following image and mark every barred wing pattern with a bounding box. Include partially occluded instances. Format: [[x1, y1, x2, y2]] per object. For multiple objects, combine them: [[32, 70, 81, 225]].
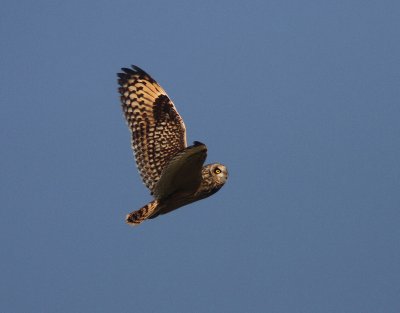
[[118, 66, 187, 193]]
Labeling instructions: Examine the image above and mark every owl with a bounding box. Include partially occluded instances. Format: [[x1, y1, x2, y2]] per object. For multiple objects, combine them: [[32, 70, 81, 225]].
[[117, 65, 228, 225]]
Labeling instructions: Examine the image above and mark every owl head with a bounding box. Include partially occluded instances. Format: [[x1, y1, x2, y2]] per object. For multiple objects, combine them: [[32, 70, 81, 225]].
[[204, 163, 228, 185]]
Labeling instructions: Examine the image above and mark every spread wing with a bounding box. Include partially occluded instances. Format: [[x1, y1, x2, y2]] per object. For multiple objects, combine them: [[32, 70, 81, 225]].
[[118, 65, 187, 193]]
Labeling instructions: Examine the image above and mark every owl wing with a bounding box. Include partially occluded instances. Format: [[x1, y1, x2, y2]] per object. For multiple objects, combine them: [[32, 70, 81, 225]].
[[153, 141, 207, 199], [118, 65, 187, 193]]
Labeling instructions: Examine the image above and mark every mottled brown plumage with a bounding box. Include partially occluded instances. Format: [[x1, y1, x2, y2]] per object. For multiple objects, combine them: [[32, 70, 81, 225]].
[[118, 65, 228, 226]]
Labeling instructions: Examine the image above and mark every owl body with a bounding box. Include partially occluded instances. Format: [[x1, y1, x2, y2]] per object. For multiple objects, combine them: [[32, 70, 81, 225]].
[[118, 65, 228, 226]]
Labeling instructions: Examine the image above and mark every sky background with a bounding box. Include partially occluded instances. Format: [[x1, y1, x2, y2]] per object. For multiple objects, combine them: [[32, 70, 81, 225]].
[[1, 1, 400, 312]]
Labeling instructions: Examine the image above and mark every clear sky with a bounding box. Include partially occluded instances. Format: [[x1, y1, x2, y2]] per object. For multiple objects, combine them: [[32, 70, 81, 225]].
[[1, 1, 400, 312]]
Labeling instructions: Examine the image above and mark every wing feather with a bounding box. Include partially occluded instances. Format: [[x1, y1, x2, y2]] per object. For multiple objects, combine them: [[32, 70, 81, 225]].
[[118, 65, 187, 193]]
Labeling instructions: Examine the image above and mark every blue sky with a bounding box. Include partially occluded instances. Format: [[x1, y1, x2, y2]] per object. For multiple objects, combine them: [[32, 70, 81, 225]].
[[1, 1, 400, 312]]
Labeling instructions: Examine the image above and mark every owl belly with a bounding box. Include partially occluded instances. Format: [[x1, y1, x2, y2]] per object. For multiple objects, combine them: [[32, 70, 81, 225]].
[[149, 190, 198, 218]]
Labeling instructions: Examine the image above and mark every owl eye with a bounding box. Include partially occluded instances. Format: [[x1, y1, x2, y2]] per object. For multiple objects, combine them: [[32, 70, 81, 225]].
[[214, 168, 222, 174]]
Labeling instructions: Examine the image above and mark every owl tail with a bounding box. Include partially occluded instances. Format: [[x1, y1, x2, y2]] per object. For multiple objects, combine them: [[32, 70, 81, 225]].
[[125, 200, 160, 226]]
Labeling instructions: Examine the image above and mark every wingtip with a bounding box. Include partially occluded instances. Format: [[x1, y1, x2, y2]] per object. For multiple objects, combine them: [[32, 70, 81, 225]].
[[117, 64, 155, 83], [190, 141, 207, 152], [117, 65, 139, 79], [131, 65, 143, 72], [117, 72, 127, 79], [121, 67, 135, 74]]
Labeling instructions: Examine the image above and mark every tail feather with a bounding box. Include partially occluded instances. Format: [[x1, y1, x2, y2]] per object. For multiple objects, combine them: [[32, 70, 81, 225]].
[[125, 200, 160, 226]]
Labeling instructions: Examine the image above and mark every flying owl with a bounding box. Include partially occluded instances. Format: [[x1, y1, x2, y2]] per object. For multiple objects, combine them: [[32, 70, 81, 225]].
[[117, 65, 228, 225]]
